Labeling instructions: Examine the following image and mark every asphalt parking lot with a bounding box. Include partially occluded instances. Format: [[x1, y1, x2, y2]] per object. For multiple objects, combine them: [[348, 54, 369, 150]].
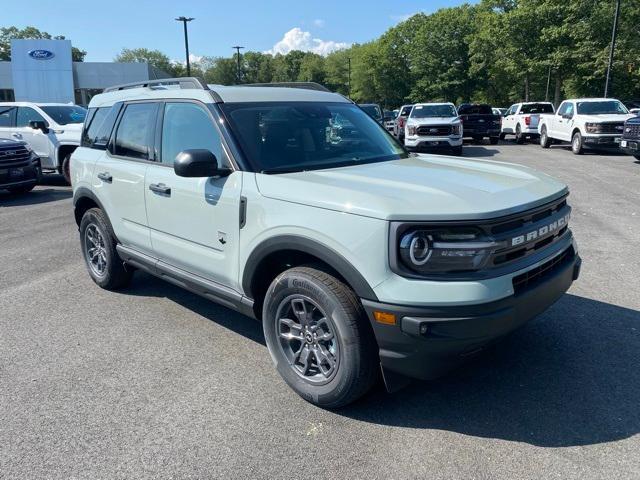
[[1, 141, 639, 479]]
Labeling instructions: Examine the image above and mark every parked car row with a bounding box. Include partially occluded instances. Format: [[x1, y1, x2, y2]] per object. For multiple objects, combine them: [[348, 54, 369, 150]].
[[379, 98, 639, 160]]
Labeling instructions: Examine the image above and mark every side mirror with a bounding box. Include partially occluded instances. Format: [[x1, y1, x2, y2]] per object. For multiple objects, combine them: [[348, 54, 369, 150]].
[[173, 149, 232, 178], [562, 113, 573, 120], [29, 120, 49, 133]]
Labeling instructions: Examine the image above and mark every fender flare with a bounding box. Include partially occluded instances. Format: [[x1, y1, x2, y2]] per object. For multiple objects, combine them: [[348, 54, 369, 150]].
[[242, 235, 379, 301]]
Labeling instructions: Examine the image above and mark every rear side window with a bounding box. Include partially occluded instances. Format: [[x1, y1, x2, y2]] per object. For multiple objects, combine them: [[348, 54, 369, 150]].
[[113, 103, 158, 160], [160, 102, 227, 167], [81, 105, 121, 148], [401, 106, 413, 116], [458, 104, 493, 115], [520, 103, 554, 114], [0, 106, 16, 127]]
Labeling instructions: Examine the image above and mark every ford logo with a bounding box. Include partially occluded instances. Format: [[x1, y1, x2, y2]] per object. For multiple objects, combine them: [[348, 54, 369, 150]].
[[28, 49, 55, 60]]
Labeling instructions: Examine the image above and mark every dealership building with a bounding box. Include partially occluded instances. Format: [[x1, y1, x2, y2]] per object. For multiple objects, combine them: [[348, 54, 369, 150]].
[[0, 39, 169, 105]]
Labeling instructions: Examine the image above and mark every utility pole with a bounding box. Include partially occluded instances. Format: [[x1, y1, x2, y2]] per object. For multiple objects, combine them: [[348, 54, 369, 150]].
[[232, 46, 244, 84], [545, 64, 552, 102], [175, 17, 194, 76], [604, 0, 621, 97], [347, 57, 351, 98]]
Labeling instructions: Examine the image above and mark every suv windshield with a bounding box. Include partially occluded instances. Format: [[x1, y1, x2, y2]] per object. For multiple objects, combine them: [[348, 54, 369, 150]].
[[39, 105, 87, 125], [221, 102, 406, 173], [411, 104, 457, 118], [520, 103, 554, 114], [576, 100, 628, 115]]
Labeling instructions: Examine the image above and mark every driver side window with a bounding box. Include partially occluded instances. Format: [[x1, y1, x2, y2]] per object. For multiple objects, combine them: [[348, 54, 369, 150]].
[[16, 107, 47, 128], [161, 102, 229, 168]]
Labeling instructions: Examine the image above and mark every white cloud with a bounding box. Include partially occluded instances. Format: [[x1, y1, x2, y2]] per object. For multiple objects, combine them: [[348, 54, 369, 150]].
[[267, 27, 350, 56], [313, 19, 325, 28], [189, 53, 203, 63]]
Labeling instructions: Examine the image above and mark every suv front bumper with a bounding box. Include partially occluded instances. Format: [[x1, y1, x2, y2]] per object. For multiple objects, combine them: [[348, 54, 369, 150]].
[[362, 247, 581, 382], [583, 134, 622, 147], [405, 135, 462, 151]]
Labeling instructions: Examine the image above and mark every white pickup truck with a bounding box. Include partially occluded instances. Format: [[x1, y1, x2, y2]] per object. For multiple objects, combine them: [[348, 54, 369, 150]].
[[501, 102, 555, 143], [538, 98, 634, 154]]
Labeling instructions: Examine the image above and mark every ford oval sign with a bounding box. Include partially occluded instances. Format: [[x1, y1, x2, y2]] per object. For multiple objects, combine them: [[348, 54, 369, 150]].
[[28, 49, 55, 60]]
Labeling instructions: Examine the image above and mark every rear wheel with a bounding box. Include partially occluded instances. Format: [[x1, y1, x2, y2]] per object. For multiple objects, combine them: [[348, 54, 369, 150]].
[[499, 132, 506, 140], [80, 208, 132, 290], [263, 266, 378, 408], [571, 131, 584, 155], [540, 125, 551, 148], [515, 124, 525, 144]]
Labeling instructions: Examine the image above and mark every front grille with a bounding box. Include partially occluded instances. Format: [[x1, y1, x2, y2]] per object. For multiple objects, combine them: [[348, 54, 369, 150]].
[[416, 125, 451, 136], [0, 144, 32, 168], [623, 122, 640, 139], [512, 247, 574, 295], [485, 196, 570, 268], [595, 122, 624, 134]]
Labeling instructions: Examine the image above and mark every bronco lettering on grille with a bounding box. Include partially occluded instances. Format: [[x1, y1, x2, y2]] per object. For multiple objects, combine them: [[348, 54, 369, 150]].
[[511, 213, 570, 247]]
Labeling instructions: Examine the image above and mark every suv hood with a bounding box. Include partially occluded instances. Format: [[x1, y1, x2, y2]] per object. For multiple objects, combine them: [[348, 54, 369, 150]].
[[255, 155, 568, 221], [407, 117, 459, 126]]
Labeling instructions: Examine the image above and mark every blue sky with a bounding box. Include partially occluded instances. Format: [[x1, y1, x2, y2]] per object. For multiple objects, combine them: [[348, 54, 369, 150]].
[[2, 0, 473, 62]]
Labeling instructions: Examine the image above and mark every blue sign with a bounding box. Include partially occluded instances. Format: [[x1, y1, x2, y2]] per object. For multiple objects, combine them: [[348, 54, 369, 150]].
[[28, 49, 55, 60]]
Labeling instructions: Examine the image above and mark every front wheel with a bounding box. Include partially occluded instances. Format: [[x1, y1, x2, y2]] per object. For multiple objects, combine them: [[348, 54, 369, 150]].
[[80, 208, 133, 290], [540, 126, 551, 148], [515, 124, 525, 144], [571, 131, 584, 155], [62, 154, 72, 185], [263, 266, 378, 408]]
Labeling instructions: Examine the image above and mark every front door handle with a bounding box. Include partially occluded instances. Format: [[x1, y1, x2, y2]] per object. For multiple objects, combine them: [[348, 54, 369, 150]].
[[149, 183, 171, 195], [12, 133, 22, 139], [97, 172, 112, 183]]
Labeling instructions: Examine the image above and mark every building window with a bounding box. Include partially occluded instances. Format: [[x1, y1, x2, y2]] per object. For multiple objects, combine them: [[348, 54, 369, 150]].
[[0, 90, 15, 102]]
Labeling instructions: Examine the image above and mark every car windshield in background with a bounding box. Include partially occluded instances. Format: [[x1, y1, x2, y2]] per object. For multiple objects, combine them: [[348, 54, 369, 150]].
[[520, 103, 554, 114], [458, 104, 493, 115], [576, 101, 629, 115], [221, 102, 406, 174], [400, 106, 413, 116], [40, 105, 87, 125], [360, 105, 382, 120], [411, 104, 457, 118]]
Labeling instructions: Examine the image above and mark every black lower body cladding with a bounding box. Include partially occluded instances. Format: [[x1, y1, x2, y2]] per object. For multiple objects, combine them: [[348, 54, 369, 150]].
[[362, 247, 581, 383]]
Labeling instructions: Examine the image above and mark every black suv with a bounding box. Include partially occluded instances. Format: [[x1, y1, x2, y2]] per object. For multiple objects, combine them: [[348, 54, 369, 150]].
[[621, 115, 640, 160], [0, 138, 40, 194]]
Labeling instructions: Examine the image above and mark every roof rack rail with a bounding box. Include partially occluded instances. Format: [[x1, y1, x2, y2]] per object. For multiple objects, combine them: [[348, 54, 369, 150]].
[[242, 82, 331, 93], [103, 77, 209, 93]]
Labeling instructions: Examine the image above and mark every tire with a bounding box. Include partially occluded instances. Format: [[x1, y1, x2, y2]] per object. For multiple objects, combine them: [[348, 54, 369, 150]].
[[515, 124, 525, 144], [79, 208, 133, 290], [634, 154, 640, 161], [489, 136, 499, 145], [7, 183, 35, 194], [263, 266, 378, 408], [571, 131, 584, 155], [540, 126, 551, 148], [62, 153, 72, 185], [499, 132, 506, 140]]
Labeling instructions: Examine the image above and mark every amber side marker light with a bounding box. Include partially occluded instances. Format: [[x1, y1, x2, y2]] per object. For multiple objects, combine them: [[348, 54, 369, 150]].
[[373, 311, 397, 325]]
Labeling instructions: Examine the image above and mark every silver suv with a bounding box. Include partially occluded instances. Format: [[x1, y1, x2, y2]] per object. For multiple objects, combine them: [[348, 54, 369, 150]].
[[72, 78, 581, 407]]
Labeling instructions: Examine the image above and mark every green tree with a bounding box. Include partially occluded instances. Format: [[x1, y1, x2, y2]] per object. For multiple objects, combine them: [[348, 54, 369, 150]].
[[115, 48, 174, 74]]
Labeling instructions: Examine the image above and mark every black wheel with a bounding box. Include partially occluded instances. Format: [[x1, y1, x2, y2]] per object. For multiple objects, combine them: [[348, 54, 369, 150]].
[[571, 131, 584, 155], [540, 126, 551, 148], [7, 183, 35, 194], [499, 132, 506, 140], [452, 145, 463, 156], [515, 124, 525, 144], [489, 136, 499, 145], [80, 208, 132, 290], [634, 154, 640, 161], [62, 154, 72, 185], [263, 266, 378, 408]]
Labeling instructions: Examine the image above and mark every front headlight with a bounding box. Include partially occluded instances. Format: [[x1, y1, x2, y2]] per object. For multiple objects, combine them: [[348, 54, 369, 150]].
[[398, 227, 497, 274], [452, 124, 461, 135], [407, 125, 416, 136], [585, 123, 599, 133]]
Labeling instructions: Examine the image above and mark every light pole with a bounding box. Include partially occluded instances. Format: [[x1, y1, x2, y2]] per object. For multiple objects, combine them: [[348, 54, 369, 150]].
[[604, 0, 621, 97], [176, 16, 194, 76], [232, 46, 244, 84]]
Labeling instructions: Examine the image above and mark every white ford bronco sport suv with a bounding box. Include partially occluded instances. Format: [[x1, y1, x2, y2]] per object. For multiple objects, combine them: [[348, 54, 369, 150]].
[[0, 102, 86, 184], [72, 78, 581, 408]]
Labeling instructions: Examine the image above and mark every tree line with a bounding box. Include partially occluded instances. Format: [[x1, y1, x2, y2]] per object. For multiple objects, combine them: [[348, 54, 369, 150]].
[[4, 0, 638, 108]]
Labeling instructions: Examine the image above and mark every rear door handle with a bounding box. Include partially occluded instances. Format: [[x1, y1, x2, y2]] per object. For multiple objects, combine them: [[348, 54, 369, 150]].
[[97, 172, 112, 183], [149, 183, 171, 195]]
